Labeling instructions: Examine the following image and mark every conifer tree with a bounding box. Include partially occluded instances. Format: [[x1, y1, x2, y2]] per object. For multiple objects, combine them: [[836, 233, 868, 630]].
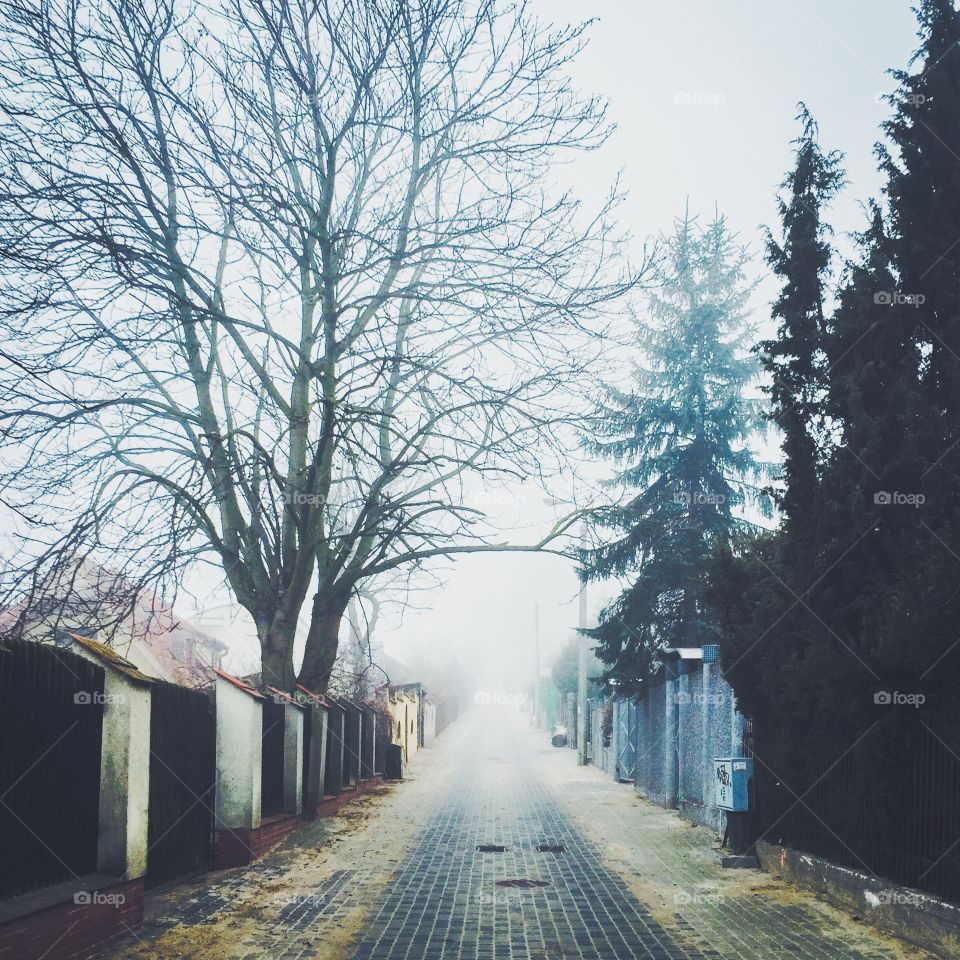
[[708, 3, 960, 881], [582, 210, 768, 686], [760, 106, 844, 536]]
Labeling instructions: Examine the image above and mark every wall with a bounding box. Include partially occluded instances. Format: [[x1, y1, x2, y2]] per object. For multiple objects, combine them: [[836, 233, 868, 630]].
[[386, 693, 419, 764], [97, 677, 151, 878], [632, 658, 745, 834], [422, 701, 437, 744]]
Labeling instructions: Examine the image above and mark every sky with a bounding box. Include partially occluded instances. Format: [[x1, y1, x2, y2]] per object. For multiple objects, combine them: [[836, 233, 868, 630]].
[[371, 0, 922, 687]]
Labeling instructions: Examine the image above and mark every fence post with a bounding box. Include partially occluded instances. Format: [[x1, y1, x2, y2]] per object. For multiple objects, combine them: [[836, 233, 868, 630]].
[[664, 662, 679, 809], [304, 702, 328, 810], [69, 637, 153, 881], [215, 673, 263, 831], [701, 660, 713, 823]]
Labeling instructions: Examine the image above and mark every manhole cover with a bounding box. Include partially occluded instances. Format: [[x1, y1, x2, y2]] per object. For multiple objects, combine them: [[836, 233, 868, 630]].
[[536, 844, 565, 853], [496, 879, 549, 889], [477, 844, 507, 853]]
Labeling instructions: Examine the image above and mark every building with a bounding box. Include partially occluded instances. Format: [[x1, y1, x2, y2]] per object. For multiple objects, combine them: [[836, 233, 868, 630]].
[[0, 557, 227, 687]]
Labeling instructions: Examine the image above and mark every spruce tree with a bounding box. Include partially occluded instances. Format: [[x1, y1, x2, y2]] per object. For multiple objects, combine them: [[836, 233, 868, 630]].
[[583, 210, 768, 686]]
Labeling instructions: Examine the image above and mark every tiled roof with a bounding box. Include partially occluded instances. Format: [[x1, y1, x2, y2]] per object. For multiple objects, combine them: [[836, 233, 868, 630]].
[[213, 667, 265, 700]]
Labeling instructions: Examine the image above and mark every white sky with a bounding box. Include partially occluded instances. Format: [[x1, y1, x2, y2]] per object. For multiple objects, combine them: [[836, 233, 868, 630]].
[[375, 0, 920, 686]]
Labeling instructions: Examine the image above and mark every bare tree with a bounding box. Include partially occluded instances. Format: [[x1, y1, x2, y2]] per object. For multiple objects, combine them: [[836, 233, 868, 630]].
[[0, 0, 637, 690]]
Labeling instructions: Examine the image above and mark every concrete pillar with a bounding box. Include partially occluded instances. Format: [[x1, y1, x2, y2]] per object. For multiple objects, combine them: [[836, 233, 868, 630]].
[[282, 702, 304, 815], [664, 665, 678, 809], [69, 637, 152, 881], [215, 674, 263, 831], [97, 671, 151, 879], [303, 704, 328, 808], [701, 661, 713, 814]]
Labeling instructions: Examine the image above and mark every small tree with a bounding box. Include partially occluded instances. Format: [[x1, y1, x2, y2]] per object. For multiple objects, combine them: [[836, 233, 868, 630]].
[[581, 209, 769, 687]]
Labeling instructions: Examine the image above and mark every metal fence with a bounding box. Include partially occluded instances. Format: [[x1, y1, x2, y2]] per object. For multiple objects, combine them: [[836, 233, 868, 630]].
[[752, 707, 960, 903], [147, 679, 215, 887], [0, 639, 105, 898], [260, 700, 286, 818]]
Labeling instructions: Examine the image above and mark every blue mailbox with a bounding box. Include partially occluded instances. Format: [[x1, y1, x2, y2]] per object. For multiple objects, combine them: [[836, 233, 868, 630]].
[[714, 757, 752, 812]]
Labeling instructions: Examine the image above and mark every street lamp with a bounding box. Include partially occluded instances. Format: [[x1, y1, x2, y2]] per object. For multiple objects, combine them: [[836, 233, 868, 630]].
[[576, 519, 588, 766]]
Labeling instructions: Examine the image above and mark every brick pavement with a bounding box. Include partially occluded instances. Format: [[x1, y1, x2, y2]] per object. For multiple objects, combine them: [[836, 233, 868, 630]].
[[527, 719, 930, 960], [96, 708, 932, 960], [350, 710, 927, 960]]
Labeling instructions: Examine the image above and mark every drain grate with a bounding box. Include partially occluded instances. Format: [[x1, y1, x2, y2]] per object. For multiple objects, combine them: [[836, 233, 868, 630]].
[[536, 844, 565, 853], [496, 879, 549, 889], [477, 844, 507, 853]]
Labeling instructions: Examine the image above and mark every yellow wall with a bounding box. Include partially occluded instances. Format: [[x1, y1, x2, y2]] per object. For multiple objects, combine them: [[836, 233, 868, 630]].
[[386, 692, 420, 763]]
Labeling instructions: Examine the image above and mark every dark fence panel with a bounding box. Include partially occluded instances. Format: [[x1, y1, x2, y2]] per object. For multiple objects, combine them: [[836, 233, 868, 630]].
[[324, 708, 344, 796], [0, 640, 105, 899], [147, 680, 215, 888], [261, 700, 286, 818], [752, 702, 960, 903]]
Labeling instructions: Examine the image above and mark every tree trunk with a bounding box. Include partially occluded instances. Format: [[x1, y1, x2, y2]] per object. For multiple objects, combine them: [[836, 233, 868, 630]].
[[297, 593, 348, 693], [260, 629, 298, 692]]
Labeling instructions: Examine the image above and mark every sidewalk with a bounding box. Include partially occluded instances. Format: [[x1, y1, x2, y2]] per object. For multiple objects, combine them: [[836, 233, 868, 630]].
[[96, 726, 467, 959], [530, 722, 932, 960]]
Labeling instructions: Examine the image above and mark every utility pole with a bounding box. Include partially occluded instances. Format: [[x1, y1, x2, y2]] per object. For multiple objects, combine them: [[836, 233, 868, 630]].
[[533, 599, 541, 727], [577, 519, 589, 765]]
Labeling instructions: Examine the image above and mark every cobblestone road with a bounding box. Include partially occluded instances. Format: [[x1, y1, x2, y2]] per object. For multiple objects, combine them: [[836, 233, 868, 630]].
[[98, 709, 931, 960]]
